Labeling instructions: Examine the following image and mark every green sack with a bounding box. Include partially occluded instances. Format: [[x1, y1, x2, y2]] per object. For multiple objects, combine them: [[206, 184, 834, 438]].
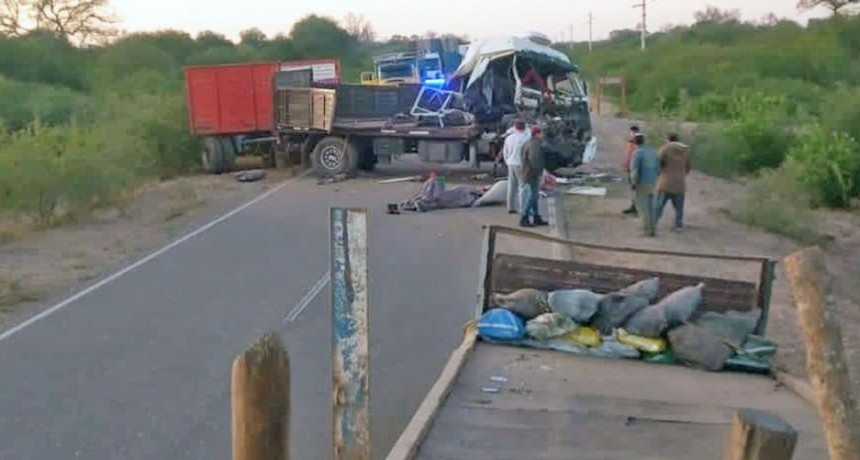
[[725, 335, 778, 375], [643, 348, 678, 365]]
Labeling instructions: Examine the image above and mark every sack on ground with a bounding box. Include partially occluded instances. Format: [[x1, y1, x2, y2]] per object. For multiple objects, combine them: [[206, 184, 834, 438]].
[[696, 310, 761, 349], [560, 326, 602, 348], [491, 289, 550, 321], [478, 308, 526, 342], [623, 304, 669, 338], [472, 180, 507, 207], [526, 313, 578, 341], [668, 324, 733, 372], [591, 293, 650, 335], [657, 283, 705, 326], [589, 337, 641, 359], [616, 328, 667, 353], [549, 289, 601, 323], [618, 277, 661, 302]]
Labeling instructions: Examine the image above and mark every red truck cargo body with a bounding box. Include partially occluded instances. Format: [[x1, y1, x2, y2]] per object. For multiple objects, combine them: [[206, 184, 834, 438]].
[[184, 59, 340, 136]]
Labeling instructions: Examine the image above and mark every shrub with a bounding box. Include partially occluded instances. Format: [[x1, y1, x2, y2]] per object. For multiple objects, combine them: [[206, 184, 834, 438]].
[[725, 92, 795, 174], [728, 164, 821, 244], [688, 122, 739, 179], [786, 125, 860, 208]]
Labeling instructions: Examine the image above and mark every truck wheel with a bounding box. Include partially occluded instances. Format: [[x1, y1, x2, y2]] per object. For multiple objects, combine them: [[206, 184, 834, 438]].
[[312, 136, 358, 177], [218, 136, 237, 172], [201, 136, 225, 174]]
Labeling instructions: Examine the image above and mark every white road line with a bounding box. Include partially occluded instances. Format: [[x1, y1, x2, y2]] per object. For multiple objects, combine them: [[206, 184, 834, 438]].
[[284, 272, 330, 323], [0, 181, 290, 345]]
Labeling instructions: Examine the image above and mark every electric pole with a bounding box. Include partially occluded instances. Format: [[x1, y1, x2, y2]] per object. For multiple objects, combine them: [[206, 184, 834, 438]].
[[588, 12, 594, 53], [569, 24, 574, 53], [633, 0, 647, 51]]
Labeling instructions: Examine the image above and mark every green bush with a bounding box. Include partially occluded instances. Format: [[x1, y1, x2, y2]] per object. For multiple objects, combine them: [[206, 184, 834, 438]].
[[688, 123, 739, 179], [725, 92, 795, 174], [786, 125, 860, 208], [0, 122, 139, 223], [728, 164, 821, 244], [0, 77, 92, 131]]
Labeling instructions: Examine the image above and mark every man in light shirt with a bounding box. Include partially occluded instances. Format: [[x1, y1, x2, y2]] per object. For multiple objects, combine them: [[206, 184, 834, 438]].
[[500, 120, 531, 214]]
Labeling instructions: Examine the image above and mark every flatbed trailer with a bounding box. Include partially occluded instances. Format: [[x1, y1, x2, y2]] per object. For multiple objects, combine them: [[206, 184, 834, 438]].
[[274, 84, 499, 177], [385, 226, 829, 460]]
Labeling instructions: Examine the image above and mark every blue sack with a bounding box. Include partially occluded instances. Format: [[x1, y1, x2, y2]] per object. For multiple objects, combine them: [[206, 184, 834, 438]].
[[478, 308, 526, 342]]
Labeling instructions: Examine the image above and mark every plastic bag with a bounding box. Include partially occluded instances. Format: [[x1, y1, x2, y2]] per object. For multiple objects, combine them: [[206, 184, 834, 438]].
[[618, 277, 661, 302], [589, 337, 641, 359], [491, 289, 550, 321], [643, 349, 678, 365], [472, 180, 507, 207], [560, 326, 602, 348], [623, 304, 669, 338], [525, 313, 578, 341], [548, 289, 601, 323], [658, 283, 705, 326], [616, 328, 667, 353], [478, 308, 526, 342], [668, 324, 733, 372], [591, 293, 650, 336], [696, 310, 761, 349]]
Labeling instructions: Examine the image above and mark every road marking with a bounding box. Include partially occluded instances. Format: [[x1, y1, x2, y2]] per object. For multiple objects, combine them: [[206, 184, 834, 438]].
[[284, 271, 330, 323], [0, 181, 290, 345]]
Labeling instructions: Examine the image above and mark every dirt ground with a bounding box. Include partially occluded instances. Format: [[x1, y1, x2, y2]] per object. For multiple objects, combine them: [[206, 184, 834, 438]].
[[0, 166, 297, 324], [561, 111, 860, 393]]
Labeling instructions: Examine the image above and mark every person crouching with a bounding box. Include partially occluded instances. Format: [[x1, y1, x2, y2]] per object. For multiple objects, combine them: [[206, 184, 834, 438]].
[[520, 126, 549, 228]]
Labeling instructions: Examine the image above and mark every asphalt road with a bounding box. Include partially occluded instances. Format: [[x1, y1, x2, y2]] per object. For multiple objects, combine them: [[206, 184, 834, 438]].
[[0, 177, 497, 460]]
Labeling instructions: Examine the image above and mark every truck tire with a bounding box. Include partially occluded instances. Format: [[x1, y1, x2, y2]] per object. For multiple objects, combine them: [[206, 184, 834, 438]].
[[201, 136, 225, 174], [218, 136, 237, 172], [312, 136, 358, 177]]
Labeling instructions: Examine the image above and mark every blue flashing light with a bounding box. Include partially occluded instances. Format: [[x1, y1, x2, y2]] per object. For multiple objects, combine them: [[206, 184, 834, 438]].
[[423, 78, 447, 88]]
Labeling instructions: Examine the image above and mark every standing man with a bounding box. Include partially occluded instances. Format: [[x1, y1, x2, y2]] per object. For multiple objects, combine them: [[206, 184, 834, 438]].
[[521, 126, 549, 227], [655, 133, 691, 232], [621, 125, 641, 216], [501, 120, 531, 214], [630, 132, 660, 237]]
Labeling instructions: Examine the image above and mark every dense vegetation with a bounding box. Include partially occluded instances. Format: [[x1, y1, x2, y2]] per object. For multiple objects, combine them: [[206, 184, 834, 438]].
[[0, 14, 392, 224], [570, 7, 860, 215]]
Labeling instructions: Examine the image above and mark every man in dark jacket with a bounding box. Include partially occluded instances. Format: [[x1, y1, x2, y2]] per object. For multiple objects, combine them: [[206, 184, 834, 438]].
[[655, 133, 692, 231], [520, 126, 548, 227]]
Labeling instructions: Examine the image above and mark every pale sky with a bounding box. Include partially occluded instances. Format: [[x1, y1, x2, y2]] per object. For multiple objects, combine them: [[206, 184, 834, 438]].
[[111, 0, 830, 43]]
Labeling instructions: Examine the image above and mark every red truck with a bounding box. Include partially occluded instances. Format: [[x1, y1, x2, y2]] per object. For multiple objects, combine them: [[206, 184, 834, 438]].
[[184, 59, 340, 174]]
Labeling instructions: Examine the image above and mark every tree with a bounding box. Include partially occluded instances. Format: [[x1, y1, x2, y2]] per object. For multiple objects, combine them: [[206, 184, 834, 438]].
[[0, 0, 117, 45], [239, 27, 267, 49], [694, 6, 742, 24], [797, 0, 860, 15], [289, 14, 353, 58], [342, 12, 374, 42]]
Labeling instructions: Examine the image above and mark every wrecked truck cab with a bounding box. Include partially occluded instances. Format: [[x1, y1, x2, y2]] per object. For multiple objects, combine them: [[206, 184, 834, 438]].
[[451, 35, 595, 171]]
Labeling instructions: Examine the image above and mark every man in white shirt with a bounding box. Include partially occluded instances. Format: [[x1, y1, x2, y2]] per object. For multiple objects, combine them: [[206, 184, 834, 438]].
[[500, 120, 531, 214]]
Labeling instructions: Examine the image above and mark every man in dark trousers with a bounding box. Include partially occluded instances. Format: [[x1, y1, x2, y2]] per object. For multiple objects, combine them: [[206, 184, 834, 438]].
[[621, 125, 641, 216], [655, 133, 692, 231], [520, 125, 549, 227]]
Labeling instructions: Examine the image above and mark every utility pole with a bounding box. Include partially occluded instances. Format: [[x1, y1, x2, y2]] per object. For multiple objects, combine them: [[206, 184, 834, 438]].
[[569, 24, 574, 53], [633, 0, 647, 51], [588, 12, 594, 53]]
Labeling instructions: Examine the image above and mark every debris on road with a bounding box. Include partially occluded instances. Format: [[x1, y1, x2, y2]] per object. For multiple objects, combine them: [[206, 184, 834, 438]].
[[378, 176, 423, 184], [234, 169, 266, 183], [566, 186, 607, 197], [317, 173, 348, 185]]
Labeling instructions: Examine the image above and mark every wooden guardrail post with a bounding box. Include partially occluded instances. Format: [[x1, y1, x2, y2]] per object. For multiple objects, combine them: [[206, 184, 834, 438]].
[[330, 207, 371, 460], [723, 408, 797, 460], [231, 332, 291, 460], [784, 247, 860, 460]]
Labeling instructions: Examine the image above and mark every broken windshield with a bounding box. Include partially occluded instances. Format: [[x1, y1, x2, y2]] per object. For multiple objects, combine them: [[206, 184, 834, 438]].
[[552, 73, 586, 98]]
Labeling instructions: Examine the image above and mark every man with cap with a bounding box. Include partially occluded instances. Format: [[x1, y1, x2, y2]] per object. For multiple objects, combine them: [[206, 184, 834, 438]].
[[520, 125, 549, 227]]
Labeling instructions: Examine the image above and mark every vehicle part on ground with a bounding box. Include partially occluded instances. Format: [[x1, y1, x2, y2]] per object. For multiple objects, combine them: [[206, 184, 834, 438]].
[[312, 137, 359, 177]]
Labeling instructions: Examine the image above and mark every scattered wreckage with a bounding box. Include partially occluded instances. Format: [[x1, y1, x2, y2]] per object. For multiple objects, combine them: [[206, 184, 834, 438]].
[[274, 33, 597, 178]]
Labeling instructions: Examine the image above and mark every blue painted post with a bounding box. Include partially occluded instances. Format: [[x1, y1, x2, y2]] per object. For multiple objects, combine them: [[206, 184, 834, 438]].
[[330, 208, 371, 460]]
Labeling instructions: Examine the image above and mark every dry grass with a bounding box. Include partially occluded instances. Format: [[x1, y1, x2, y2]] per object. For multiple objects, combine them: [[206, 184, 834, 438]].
[[162, 184, 203, 222], [0, 277, 42, 310], [0, 222, 29, 245]]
